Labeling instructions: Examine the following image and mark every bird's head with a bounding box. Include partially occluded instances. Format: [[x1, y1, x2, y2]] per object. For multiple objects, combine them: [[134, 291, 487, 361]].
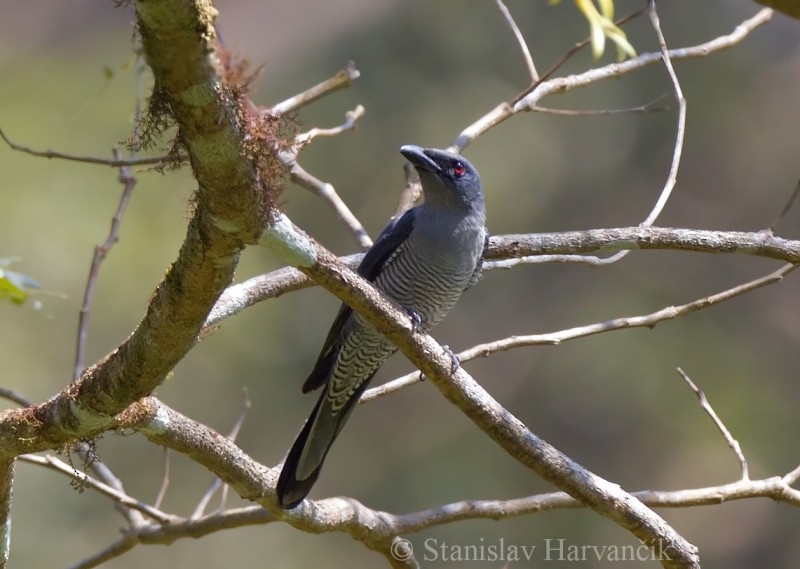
[[400, 145, 483, 210]]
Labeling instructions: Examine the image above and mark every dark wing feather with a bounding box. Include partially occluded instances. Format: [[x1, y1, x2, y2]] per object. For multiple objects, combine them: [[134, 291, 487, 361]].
[[276, 369, 378, 509], [301, 208, 417, 393]]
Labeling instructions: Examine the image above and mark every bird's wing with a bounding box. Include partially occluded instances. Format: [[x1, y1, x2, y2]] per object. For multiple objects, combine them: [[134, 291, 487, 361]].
[[466, 232, 490, 290], [301, 207, 417, 393]]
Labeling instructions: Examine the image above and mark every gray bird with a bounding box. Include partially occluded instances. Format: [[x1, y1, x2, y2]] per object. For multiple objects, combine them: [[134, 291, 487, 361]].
[[276, 145, 487, 509]]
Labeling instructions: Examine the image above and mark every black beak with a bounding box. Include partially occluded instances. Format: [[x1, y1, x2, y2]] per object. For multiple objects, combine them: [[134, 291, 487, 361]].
[[400, 145, 442, 174]]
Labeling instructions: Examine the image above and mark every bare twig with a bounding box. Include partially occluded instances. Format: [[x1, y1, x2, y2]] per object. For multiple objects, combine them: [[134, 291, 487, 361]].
[[530, 92, 671, 116], [265, 62, 360, 116], [512, 6, 649, 106], [452, 8, 772, 152], [496, 0, 538, 82], [153, 447, 170, 510], [73, 148, 137, 381], [72, 440, 146, 528], [586, 0, 687, 266], [262, 212, 700, 568], [281, 155, 372, 249], [782, 464, 800, 486], [207, 227, 800, 331], [642, 0, 685, 228], [513, 8, 772, 115], [65, 507, 274, 569], [0, 388, 32, 408], [294, 105, 365, 148], [64, 536, 137, 569], [676, 368, 749, 481], [18, 454, 175, 523], [768, 179, 800, 233], [0, 128, 169, 168], [278, 105, 372, 249], [362, 262, 798, 402], [192, 390, 251, 518]]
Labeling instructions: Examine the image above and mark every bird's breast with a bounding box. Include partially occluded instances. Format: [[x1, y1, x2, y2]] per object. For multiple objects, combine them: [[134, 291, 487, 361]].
[[374, 217, 485, 330]]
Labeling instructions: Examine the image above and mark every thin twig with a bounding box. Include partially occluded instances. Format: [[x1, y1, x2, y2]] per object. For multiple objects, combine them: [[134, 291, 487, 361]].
[[207, 227, 800, 332], [676, 368, 749, 481], [530, 92, 671, 116], [768, 179, 800, 233], [73, 148, 137, 381], [265, 61, 360, 116], [281, 154, 372, 249], [66, 507, 274, 569], [278, 105, 371, 249], [642, 0, 685, 227], [782, 463, 800, 486], [192, 390, 251, 518], [496, 0, 538, 82], [585, 0, 687, 266], [72, 440, 146, 528], [361, 262, 798, 402], [451, 8, 772, 152], [18, 454, 175, 523], [511, 5, 648, 106], [0, 128, 169, 167], [294, 105, 365, 147], [0, 388, 32, 408], [153, 447, 170, 510], [513, 8, 772, 115], [63, 536, 138, 569]]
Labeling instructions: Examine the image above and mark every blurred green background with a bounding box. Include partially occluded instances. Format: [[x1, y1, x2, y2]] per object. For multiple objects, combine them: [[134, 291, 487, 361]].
[[1, 0, 799, 567]]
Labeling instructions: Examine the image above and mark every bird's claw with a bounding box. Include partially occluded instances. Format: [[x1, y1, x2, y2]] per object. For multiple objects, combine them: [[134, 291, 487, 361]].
[[442, 345, 461, 374], [401, 305, 423, 333]]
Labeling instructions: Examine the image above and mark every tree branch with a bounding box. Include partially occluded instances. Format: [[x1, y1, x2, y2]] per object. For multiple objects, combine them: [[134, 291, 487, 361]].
[[677, 368, 749, 480], [74, 149, 137, 381], [17, 455, 175, 524], [363, 262, 798, 402], [0, 128, 170, 168], [450, 8, 772, 151], [265, 61, 360, 116], [260, 212, 700, 568], [0, 0, 283, 457], [0, 458, 13, 569], [202, 227, 800, 333]]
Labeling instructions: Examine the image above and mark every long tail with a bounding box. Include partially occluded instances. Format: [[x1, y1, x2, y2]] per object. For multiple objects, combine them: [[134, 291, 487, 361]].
[[276, 378, 372, 509]]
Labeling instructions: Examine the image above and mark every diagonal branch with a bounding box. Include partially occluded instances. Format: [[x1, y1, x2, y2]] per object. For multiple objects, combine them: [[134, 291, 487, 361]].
[[265, 62, 360, 116], [260, 212, 700, 568], [17, 454, 175, 524], [277, 105, 371, 249], [74, 149, 137, 380], [677, 368, 749, 480]]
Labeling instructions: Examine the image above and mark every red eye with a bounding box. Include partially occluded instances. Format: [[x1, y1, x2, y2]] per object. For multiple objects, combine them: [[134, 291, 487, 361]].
[[452, 162, 466, 177]]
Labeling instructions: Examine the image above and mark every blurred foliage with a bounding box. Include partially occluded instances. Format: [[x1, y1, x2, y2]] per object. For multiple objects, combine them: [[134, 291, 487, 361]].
[[0, 258, 41, 306], [554, 0, 637, 60], [1, 1, 799, 568]]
